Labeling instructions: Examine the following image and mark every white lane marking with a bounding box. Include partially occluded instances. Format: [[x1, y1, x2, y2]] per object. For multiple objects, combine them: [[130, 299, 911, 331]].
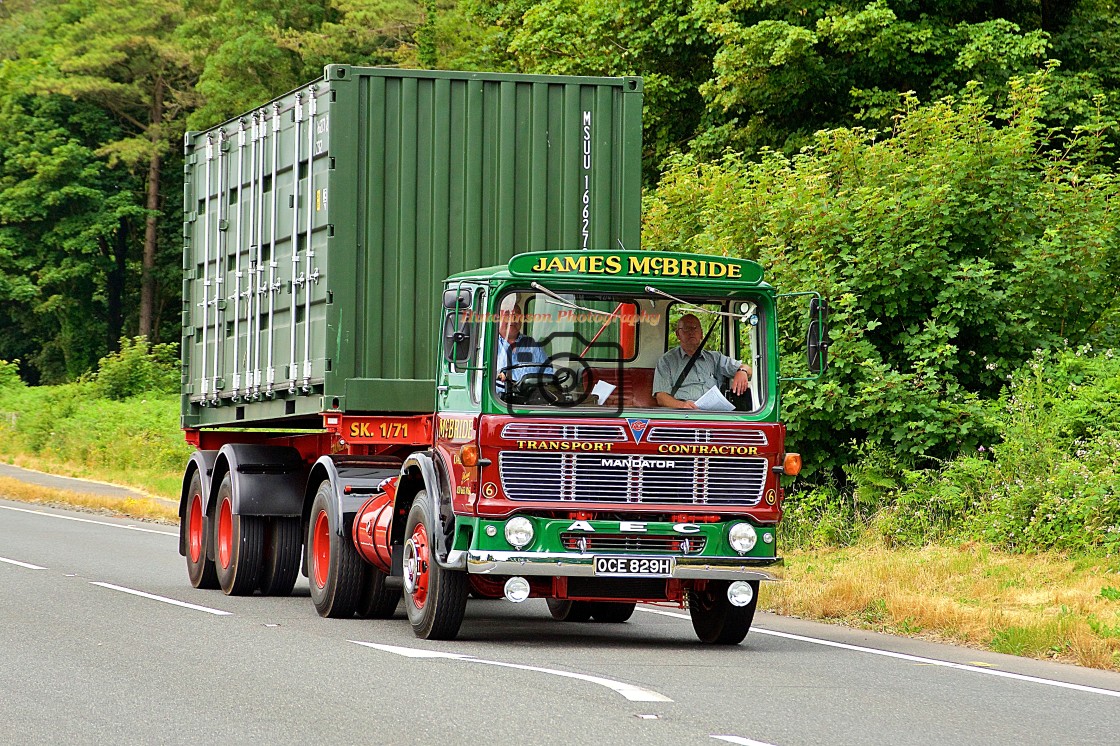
[[0, 504, 177, 536], [350, 640, 673, 702], [638, 608, 1120, 699], [711, 736, 779, 746], [0, 555, 46, 570], [91, 582, 232, 616]]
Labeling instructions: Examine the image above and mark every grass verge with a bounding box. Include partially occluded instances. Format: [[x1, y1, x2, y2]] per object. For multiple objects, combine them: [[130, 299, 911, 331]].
[[760, 543, 1120, 671], [1, 451, 182, 500], [0, 476, 178, 523]]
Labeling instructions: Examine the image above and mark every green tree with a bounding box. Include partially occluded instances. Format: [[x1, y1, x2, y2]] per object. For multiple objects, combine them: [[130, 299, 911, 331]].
[[0, 55, 149, 381], [31, 0, 200, 342], [466, 0, 715, 178], [691, 0, 1064, 157], [180, 1, 467, 129]]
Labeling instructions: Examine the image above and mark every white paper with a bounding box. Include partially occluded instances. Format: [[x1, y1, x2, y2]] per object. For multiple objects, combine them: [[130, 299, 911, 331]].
[[590, 379, 616, 405], [694, 385, 735, 412]]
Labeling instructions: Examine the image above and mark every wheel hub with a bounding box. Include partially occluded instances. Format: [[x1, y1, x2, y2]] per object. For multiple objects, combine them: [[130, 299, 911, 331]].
[[403, 523, 430, 609], [188, 494, 204, 563], [217, 497, 233, 569], [312, 510, 331, 589]]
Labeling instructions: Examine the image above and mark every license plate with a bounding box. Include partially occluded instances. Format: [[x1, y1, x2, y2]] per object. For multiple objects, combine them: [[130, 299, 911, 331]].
[[593, 556, 674, 577]]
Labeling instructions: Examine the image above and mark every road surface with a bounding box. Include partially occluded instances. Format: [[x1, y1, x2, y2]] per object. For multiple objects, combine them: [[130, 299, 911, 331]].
[[2, 497, 1118, 745]]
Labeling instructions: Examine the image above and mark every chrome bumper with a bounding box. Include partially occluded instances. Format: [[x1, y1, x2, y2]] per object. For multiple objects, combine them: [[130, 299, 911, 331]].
[[465, 551, 783, 582]]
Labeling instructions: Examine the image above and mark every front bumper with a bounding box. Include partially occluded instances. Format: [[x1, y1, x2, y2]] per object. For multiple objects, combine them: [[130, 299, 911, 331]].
[[465, 551, 783, 582]]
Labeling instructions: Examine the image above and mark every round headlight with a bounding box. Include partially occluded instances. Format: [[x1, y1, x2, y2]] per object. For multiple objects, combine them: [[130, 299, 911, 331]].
[[727, 580, 755, 607], [504, 576, 531, 603], [728, 522, 757, 554], [504, 516, 535, 549]]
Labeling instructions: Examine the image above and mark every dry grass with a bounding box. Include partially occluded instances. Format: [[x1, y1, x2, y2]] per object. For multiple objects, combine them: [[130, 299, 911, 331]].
[[760, 544, 1120, 671], [2, 452, 181, 499], [0, 476, 177, 524]]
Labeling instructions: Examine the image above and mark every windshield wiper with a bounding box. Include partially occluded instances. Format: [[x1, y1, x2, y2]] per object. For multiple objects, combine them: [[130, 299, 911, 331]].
[[644, 285, 754, 321], [530, 282, 616, 317]]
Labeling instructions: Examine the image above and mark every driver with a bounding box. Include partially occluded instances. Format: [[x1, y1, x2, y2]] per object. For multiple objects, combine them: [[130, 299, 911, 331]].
[[653, 314, 751, 409], [496, 301, 551, 392]]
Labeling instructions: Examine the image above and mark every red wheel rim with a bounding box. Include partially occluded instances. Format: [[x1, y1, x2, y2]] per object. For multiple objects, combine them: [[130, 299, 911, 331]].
[[188, 493, 204, 563], [218, 497, 233, 569], [404, 522, 430, 609], [313, 510, 330, 589]]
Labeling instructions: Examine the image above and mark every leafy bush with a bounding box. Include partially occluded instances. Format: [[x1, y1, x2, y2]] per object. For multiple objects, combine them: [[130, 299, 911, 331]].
[[645, 72, 1120, 477], [0, 359, 21, 390], [975, 346, 1120, 554], [92, 337, 179, 401], [779, 347, 1120, 556]]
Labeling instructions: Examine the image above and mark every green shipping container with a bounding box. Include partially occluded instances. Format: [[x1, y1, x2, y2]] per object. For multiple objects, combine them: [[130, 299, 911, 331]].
[[182, 65, 643, 428]]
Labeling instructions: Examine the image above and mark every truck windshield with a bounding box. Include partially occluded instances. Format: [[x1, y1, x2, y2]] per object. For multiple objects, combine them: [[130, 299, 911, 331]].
[[491, 289, 765, 412]]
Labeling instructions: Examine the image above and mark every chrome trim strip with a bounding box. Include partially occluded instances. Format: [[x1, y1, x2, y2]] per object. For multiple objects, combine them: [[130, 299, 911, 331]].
[[646, 426, 769, 446], [465, 551, 783, 581], [500, 423, 628, 441]]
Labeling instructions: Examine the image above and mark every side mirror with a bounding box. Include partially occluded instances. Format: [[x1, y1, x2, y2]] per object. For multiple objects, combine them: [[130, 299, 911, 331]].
[[806, 298, 829, 375], [443, 288, 472, 310], [443, 313, 473, 366]]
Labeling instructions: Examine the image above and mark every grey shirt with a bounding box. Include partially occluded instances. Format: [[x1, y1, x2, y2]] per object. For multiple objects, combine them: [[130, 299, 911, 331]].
[[652, 347, 743, 402]]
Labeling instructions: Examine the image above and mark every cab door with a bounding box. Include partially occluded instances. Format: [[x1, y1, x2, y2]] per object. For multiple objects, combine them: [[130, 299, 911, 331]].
[[437, 282, 486, 514], [438, 283, 486, 413]]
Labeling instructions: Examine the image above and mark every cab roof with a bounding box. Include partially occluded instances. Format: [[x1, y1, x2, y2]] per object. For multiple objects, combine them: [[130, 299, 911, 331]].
[[447, 250, 767, 290]]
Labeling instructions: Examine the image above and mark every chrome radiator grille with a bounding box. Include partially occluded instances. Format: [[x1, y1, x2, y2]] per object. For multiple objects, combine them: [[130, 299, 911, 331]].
[[498, 452, 767, 505]]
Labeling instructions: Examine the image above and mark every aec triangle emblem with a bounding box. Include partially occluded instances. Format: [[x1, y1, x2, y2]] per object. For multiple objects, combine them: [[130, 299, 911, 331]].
[[626, 418, 650, 443]]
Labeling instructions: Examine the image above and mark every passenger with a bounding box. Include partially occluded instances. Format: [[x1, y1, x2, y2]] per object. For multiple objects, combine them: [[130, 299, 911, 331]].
[[653, 314, 751, 409], [495, 302, 550, 392]]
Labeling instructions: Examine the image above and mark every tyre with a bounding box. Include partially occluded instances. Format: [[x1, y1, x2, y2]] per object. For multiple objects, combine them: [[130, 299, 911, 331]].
[[184, 471, 218, 590], [258, 517, 302, 596], [403, 491, 468, 640], [213, 474, 265, 596], [546, 598, 593, 622], [688, 580, 759, 645], [590, 601, 636, 623], [357, 567, 400, 619], [308, 481, 365, 618]]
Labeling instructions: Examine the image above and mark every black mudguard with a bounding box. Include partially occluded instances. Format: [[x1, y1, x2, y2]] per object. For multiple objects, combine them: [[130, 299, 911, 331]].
[[400, 451, 462, 569], [210, 444, 306, 517]]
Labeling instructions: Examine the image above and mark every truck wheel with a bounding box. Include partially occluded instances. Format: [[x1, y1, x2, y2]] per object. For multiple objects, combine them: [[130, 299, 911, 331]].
[[308, 482, 364, 618], [258, 517, 301, 596], [184, 471, 218, 590], [688, 581, 759, 645], [213, 474, 264, 596], [546, 599, 593, 622], [403, 491, 468, 640], [590, 602, 636, 623], [357, 567, 399, 619]]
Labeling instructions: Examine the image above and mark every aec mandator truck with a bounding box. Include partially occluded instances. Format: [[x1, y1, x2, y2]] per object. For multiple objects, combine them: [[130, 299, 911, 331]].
[[178, 66, 827, 643]]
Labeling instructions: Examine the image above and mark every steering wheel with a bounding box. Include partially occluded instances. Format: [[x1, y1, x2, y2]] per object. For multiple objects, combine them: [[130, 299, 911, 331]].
[[499, 354, 591, 407], [538, 352, 591, 407]]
